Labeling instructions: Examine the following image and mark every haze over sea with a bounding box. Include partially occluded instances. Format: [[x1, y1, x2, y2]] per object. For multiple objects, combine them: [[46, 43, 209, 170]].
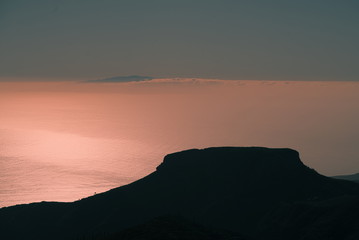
[[1, 79, 359, 207]]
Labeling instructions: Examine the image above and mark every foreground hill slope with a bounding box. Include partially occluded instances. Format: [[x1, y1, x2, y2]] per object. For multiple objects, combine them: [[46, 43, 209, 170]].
[[96, 215, 249, 240], [0, 147, 358, 240]]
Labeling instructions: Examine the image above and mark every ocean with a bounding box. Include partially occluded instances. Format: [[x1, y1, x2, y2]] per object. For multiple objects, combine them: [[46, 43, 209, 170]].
[[1, 79, 359, 207]]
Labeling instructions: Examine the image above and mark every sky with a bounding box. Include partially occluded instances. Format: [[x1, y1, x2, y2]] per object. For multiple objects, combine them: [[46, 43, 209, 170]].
[[0, 0, 358, 81]]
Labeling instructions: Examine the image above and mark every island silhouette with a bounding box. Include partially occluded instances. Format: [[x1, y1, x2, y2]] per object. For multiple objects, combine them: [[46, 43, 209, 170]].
[[0, 147, 358, 240]]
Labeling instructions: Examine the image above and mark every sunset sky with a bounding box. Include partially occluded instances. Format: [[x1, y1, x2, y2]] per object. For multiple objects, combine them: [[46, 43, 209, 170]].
[[1, 0, 358, 81]]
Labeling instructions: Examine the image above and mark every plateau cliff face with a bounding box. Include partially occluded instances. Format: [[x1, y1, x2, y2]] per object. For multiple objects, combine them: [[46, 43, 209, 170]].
[[0, 147, 358, 240]]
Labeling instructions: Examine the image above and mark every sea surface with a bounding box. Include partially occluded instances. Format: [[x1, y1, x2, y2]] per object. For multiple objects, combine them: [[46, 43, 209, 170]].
[[1, 79, 359, 207]]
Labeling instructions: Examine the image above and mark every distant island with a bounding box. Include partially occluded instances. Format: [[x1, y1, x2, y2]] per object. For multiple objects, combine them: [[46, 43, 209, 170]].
[[85, 75, 154, 83], [333, 173, 359, 183], [0, 147, 358, 240]]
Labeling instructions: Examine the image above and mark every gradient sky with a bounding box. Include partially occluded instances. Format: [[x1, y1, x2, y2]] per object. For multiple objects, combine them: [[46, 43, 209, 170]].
[[1, 0, 358, 80]]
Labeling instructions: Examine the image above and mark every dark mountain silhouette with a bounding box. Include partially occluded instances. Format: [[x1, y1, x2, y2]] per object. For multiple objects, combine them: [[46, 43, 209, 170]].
[[86, 75, 153, 83], [333, 173, 359, 183], [0, 147, 358, 240]]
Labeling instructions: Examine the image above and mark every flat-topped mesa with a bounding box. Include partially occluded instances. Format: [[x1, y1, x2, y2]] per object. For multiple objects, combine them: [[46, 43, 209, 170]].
[[156, 147, 311, 179], [154, 147, 359, 201], [1, 147, 359, 240]]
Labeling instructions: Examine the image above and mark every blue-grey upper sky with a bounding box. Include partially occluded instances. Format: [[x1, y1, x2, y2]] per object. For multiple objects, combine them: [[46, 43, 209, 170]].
[[0, 0, 358, 80]]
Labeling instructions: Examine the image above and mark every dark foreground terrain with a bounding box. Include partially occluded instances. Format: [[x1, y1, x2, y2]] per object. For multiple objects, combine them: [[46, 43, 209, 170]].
[[1, 147, 358, 240]]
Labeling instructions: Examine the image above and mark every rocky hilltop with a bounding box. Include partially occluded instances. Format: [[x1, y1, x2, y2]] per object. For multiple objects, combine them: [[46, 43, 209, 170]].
[[1, 147, 358, 240]]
